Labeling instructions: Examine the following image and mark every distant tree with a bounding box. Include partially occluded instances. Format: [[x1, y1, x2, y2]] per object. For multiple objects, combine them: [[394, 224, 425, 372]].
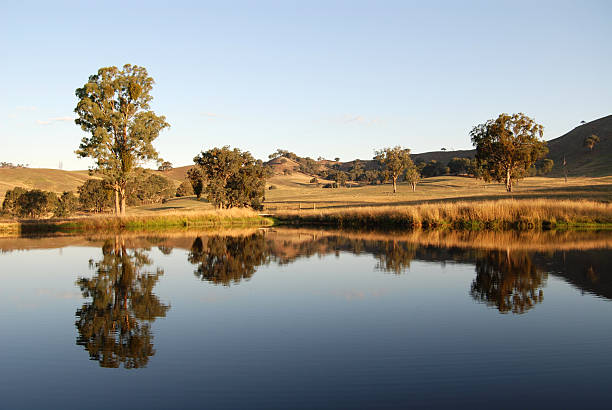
[[2, 187, 27, 215], [126, 172, 174, 205], [467, 159, 482, 178], [364, 169, 381, 185], [334, 157, 340, 162], [157, 161, 173, 171], [470, 113, 547, 192], [447, 157, 472, 175], [193, 146, 268, 209], [420, 160, 449, 178], [536, 159, 554, 176], [440, 148, 447, 151], [78, 179, 113, 213], [176, 180, 194, 197], [374, 146, 413, 193], [583, 134, 600, 152], [186, 167, 204, 199], [74, 64, 170, 215], [54, 192, 79, 217], [404, 164, 420, 191], [16, 190, 57, 218], [336, 171, 348, 187]]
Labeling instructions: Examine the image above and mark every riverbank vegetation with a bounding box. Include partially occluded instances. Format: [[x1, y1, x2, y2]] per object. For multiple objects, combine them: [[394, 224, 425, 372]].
[[272, 199, 612, 229]]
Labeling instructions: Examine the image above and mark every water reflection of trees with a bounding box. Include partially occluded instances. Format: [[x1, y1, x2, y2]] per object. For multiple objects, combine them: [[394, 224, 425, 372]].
[[374, 241, 416, 274], [75, 238, 169, 368], [188, 234, 271, 286], [470, 250, 547, 314]]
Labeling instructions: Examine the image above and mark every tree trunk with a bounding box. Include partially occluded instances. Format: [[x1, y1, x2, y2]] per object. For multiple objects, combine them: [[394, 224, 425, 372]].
[[114, 189, 120, 215], [506, 168, 512, 192], [118, 184, 127, 216], [411, 182, 416, 192], [393, 176, 397, 193]]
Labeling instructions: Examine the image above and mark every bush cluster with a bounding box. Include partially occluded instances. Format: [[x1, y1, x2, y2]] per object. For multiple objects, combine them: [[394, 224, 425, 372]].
[[2, 188, 77, 218]]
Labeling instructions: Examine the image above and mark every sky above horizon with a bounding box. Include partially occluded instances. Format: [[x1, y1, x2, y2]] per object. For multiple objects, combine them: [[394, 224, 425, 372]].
[[1, 0, 611, 170]]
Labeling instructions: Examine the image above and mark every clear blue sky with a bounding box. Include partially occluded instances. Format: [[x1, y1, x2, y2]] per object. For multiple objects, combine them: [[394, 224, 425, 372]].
[[1, 0, 611, 170]]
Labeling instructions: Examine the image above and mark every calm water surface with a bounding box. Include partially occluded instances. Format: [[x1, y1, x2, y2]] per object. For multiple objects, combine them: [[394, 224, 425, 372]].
[[1, 229, 611, 409]]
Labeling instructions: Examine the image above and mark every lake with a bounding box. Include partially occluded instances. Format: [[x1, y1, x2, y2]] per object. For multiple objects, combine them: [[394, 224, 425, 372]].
[[1, 228, 611, 409]]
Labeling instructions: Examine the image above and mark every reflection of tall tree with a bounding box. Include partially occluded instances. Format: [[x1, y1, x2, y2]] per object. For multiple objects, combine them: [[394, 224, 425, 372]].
[[75, 238, 169, 368], [470, 250, 547, 314], [374, 240, 416, 274], [188, 234, 270, 286]]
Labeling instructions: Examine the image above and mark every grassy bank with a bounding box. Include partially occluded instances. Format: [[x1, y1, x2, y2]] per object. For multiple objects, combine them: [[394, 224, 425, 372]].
[[3, 199, 611, 236], [4, 209, 273, 236], [272, 199, 612, 230]]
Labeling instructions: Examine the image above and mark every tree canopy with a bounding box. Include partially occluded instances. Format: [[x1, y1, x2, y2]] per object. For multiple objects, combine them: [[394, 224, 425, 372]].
[[584, 134, 600, 152], [193, 146, 268, 209], [74, 64, 169, 215], [470, 113, 547, 192], [374, 146, 413, 193]]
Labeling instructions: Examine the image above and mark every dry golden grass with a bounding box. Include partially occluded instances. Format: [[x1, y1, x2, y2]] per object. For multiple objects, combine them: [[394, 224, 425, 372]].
[[264, 175, 612, 210], [274, 199, 612, 228]]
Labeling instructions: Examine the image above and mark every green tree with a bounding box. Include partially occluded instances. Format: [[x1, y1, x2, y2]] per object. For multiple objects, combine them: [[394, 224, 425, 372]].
[[374, 146, 414, 193], [447, 157, 472, 175], [54, 191, 79, 217], [186, 167, 204, 199], [420, 160, 449, 177], [74, 64, 170, 215], [538, 158, 554, 175], [335, 171, 348, 187], [78, 179, 113, 213], [157, 161, 173, 171], [404, 163, 420, 191], [176, 180, 195, 197], [1, 186, 27, 215], [126, 171, 174, 205], [583, 134, 600, 152], [193, 146, 268, 209], [16, 190, 58, 218], [470, 113, 547, 192]]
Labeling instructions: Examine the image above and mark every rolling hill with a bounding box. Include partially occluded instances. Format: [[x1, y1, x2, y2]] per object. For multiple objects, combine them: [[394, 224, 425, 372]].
[[1, 114, 610, 202], [546, 115, 612, 177]]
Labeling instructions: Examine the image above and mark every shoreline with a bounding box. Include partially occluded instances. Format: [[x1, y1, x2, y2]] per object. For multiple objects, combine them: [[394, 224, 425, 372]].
[[1, 199, 611, 236]]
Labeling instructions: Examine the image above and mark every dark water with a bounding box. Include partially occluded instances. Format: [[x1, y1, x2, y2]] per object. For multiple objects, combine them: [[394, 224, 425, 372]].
[[1, 229, 612, 409]]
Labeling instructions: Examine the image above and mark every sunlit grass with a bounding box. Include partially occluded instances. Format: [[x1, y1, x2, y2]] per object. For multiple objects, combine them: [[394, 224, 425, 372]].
[[273, 199, 612, 229]]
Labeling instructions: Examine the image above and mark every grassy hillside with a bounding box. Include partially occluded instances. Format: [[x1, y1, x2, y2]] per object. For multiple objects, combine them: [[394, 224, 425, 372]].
[[0, 166, 187, 203], [546, 115, 612, 177], [264, 174, 612, 210], [0, 168, 92, 201]]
